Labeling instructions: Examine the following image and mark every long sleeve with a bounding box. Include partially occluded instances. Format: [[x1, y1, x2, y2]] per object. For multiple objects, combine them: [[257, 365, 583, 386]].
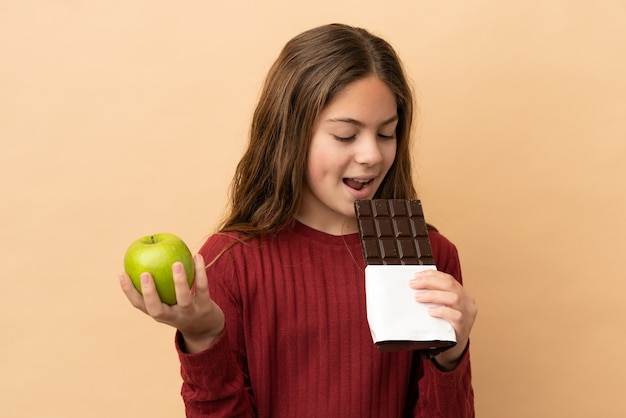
[[176, 328, 256, 417], [413, 231, 475, 417], [176, 233, 257, 417], [414, 344, 474, 418]]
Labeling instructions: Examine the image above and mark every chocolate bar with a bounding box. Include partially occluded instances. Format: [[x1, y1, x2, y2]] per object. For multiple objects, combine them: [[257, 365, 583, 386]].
[[354, 199, 434, 265], [354, 199, 456, 356]]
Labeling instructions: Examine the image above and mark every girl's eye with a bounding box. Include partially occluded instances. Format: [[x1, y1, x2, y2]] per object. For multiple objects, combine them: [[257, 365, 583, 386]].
[[333, 135, 356, 142], [331, 132, 395, 142]]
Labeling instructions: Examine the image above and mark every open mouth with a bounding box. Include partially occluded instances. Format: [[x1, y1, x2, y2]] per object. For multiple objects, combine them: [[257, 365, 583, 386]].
[[343, 178, 372, 191]]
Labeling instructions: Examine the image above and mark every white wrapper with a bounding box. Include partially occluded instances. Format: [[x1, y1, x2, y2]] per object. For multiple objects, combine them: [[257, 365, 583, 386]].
[[365, 265, 456, 344]]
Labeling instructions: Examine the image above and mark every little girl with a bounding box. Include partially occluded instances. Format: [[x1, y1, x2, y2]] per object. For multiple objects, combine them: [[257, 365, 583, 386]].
[[121, 23, 477, 417]]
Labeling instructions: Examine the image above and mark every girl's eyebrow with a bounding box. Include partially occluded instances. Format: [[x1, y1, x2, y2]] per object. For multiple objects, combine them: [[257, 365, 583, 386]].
[[326, 115, 398, 127]]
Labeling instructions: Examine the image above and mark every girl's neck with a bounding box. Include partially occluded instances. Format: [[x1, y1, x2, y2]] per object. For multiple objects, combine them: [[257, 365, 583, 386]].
[[294, 213, 359, 236]]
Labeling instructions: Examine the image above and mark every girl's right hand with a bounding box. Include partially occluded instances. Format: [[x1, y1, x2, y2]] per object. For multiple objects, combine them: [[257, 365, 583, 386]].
[[119, 253, 225, 354]]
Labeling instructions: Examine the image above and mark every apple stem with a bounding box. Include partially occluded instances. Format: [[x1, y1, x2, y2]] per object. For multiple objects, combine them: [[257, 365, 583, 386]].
[[150, 235, 155, 244]]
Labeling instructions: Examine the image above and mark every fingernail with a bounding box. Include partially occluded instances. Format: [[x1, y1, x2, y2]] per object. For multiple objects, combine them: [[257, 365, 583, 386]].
[[140, 272, 150, 285], [173, 262, 183, 274]]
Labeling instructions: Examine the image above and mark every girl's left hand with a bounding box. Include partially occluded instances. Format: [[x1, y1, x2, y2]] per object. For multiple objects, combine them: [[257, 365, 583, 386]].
[[409, 270, 478, 370]]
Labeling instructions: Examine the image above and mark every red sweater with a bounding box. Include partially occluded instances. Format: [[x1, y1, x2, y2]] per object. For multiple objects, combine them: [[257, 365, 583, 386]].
[[177, 221, 474, 417]]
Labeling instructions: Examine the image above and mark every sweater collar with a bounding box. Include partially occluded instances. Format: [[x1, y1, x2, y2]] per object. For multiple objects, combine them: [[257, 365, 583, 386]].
[[292, 220, 361, 246]]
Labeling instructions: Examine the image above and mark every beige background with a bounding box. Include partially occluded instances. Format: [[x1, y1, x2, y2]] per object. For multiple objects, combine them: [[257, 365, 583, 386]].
[[2, 1, 625, 417]]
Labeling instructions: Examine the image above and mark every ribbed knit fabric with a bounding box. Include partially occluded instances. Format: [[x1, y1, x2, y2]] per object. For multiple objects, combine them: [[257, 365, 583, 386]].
[[177, 221, 474, 417]]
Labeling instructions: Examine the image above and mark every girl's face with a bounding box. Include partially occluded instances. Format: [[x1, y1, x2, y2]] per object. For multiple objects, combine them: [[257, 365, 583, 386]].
[[297, 76, 398, 235]]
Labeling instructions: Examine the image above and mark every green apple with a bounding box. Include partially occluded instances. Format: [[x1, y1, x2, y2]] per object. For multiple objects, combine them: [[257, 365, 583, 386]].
[[124, 233, 195, 305]]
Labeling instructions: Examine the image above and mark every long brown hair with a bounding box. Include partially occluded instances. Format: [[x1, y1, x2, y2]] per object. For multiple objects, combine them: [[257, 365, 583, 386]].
[[219, 23, 417, 237]]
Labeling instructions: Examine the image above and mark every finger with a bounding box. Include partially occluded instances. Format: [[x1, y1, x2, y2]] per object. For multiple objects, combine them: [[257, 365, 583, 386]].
[[140, 272, 166, 317], [192, 254, 210, 301], [428, 305, 465, 339], [119, 273, 147, 312], [428, 304, 463, 322], [409, 270, 458, 291], [172, 262, 193, 306], [414, 288, 461, 308]]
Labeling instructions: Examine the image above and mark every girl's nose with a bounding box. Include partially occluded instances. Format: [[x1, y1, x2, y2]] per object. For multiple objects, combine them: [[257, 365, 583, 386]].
[[354, 135, 384, 166]]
